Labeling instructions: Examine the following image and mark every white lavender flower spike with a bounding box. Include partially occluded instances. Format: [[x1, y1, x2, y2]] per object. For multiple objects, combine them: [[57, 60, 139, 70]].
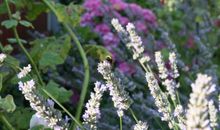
[[82, 81, 107, 130], [133, 121, 148, 130], [155, 51, 168, 79], [208, 100, 217, 128], [169, 52, 179, 78], [17, 64, 32, 79], [186, 73, 216, 130], [98, 60, 132, 117]]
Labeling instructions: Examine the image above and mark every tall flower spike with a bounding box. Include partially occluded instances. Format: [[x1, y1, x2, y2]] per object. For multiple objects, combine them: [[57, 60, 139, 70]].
[[133, 121, 148, 130], [155, 51, 168, 79], [111, 18, 150, 64], [18, 69, 69, 130], [126, 23, 145, 60], [169, 52, 179, 78], [98, 60, 132, 117], [82, 81, 107, 130], [17, 64, 32, 79], [208, 100, 217, 128], [0, 53, 6, 66], [145, 73, 174, 128], [186, 74, 216, 130]]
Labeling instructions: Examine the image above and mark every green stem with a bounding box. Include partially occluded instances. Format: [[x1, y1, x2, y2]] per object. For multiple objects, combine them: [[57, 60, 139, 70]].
[[129, 108, 138, 123], [119, 116, 123, 130], [41, 88, 84, 129], [0, 113, 15, 130], [41, 1, 90, 129], [4, 0, 44, 86]]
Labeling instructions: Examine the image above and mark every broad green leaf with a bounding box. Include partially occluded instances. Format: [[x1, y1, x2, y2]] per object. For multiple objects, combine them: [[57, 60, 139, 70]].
[[6, 107, 34, 129], [84, 45, 112, 61], [1, 19, 18, 29], [30, 35, 71, 69], [39, 51, 63, 68], [2, 44, 13, 54], [19, 20, 34, 28], [44, 80, 73, 103], [0, 95, 16, 112]]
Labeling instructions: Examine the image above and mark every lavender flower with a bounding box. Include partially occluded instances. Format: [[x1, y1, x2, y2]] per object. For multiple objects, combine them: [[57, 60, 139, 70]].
[[186, 74, 216, 130], [208, 100, 217, 128], [155, 51, 168, 79], [18, 80, 68, 129], [145, 73, 174, 128], [126, 23, 144, 60], [98, 60, 132, 117], [17, 64, 31, 79], [133, 121, 148, 130], [82, 81, 107, 129], [169, 52, 179, 78]]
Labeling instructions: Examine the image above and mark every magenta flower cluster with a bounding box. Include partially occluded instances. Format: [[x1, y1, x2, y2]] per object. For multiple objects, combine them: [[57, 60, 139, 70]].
[[81, 0, 157, 74]]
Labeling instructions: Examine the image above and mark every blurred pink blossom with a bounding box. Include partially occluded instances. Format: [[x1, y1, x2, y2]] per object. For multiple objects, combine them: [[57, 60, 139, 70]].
[[95, 24, 111, 35], [118, 62, 136, 75], [142, 9, 157, 25], [135, 21, 148, 32], [103, 32, 120, 46], [109, 0, 128, 10]]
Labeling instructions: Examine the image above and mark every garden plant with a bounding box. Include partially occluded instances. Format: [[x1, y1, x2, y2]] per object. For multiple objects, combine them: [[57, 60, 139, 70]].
[[0, 0, 220, 130]]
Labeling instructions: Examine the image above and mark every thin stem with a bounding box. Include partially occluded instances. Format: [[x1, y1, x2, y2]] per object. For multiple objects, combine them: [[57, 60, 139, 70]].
[[129, 108, 138, 123], [0, 113, 15, 130], [41, 1, 90, 129], [119, 116, 123, 130], [41, 88, 85, 130], [4, 0, 44, 86]]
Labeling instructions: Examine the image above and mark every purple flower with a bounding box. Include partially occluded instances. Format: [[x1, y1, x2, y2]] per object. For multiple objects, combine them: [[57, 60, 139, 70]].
[[83, 0, 103, 16], [142, 9, 157, 25], [118, 62, 135, 75], [109, 0, 128, 10], [94, 23, 111, 35], [135, 21, 148, 32], [84, 0, 102, 11], [129, 3, 143, 14], [81, 12, 95, 26], [103, 32, 120, 46]]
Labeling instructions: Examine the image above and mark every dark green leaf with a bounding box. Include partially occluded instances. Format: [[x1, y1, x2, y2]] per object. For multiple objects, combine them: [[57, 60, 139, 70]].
[[44, 80, 73, 103], [19, 20, 34, 28], [0, 95, 16, 112], [1, 20, 18, 29]]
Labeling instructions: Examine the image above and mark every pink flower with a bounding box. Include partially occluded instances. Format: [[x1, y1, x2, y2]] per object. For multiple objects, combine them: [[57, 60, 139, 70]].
[[80, 12, 95, 26], [142, 9, 157, 25], [94, 24, 111, 35], [113, 11, 129, 25], [135, 21, 148, 32], [129, 3, 143, 14], [103, 32, 120, 46], [118, 62, 136, 75], [84, 0, 102, 11], [83, 0, 103, 16], [109, 0, 128, 10]]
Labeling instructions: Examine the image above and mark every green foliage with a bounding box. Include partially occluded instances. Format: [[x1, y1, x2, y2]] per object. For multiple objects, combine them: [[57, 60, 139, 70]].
[[7, 38, 27, 44], [54, 3, 83, 26], [1, 20, 18, 29], [30, 35, 71, 69], [6, 108, 34, 129], [0, 95, 16, 113], [19, 20, 34, 28], [84, 45, 112, 61], [43, 80, 73, 103], [31, 125, 52, 130]]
